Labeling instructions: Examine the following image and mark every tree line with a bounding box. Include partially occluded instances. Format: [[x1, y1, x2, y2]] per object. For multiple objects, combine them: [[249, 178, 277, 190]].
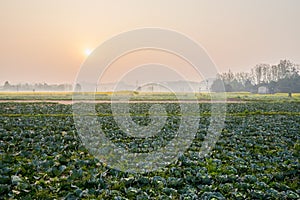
[[1, 82, 73, 92], [211, 60, 300, 95], [2, 60, 299, 94]]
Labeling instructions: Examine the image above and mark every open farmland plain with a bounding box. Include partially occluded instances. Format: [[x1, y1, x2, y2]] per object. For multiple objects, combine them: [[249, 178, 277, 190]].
[[0, 93, 299, 199]]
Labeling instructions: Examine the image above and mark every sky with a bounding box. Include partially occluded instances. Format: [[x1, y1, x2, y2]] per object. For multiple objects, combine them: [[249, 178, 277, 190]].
[[0, 0, 300, 85]]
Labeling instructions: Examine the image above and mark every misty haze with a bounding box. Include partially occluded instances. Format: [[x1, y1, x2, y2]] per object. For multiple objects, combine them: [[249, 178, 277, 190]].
[[1, 1, 300, 199]]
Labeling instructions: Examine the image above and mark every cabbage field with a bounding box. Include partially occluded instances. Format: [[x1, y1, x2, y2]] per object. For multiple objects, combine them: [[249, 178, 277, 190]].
[[0, 102, 299, 199]]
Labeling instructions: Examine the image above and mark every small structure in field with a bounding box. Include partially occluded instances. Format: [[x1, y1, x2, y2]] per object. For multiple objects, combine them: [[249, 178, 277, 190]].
[[258, 86, 269, 94]]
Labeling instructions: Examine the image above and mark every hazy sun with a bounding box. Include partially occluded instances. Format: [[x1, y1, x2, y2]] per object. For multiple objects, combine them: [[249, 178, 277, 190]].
[[84, 48, 92, 56]]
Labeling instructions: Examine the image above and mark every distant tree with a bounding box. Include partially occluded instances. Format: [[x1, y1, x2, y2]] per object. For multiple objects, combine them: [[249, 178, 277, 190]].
[[211, 79, 225, 92], [277, 74, 300, 97], [219, 69, 234, 83], [278, 60, 292, 79], [43, 83, 49, 90], [244, 79, 254, 92], [253, 64, 262, 84], [75, 83, 82, 92], [251, 63, 271, 84], [23, 83, 30, 91], [271, 65, 279, 81], [3, 81, 11, 90], [235, 72, 251, 86], [57, 84, 64, 91], [230, 80, 244, 91], [225, 84, 233, 92], [215, 59, 300, 93], [268, 81, 278, 94]]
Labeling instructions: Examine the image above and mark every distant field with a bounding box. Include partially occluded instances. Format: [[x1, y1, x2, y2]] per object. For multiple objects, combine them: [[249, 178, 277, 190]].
[[222, 92, 300, 102], [0, 91, 299, 102]]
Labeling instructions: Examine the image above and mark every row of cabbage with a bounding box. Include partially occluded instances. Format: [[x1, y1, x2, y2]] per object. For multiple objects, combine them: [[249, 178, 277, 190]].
[[0, 102, 299, 199]]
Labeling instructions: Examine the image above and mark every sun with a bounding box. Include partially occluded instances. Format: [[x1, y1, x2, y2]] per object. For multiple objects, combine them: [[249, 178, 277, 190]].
[[84, 48, 92, 56]]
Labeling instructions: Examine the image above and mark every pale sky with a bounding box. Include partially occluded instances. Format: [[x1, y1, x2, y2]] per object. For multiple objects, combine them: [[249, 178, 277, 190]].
[[0, 0, 300, 84]]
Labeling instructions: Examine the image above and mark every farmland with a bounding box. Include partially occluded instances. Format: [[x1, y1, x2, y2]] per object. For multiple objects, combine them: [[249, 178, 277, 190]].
[[0, 95, 300, 199], [0, 91, 300, 102]]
